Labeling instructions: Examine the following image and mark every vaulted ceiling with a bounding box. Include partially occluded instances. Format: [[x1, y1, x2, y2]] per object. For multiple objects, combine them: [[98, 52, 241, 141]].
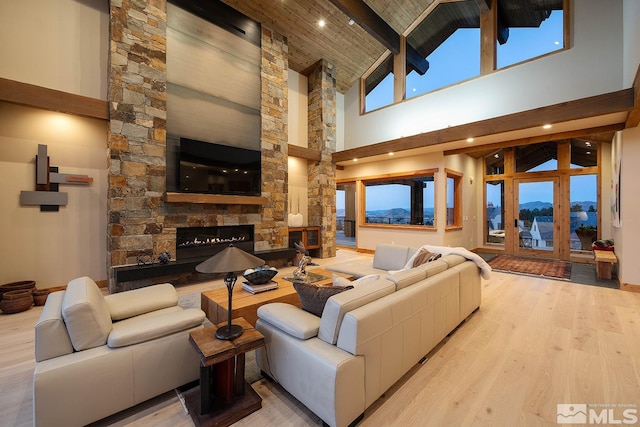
[[221, 0, 563, 94], [221, 0, 430, 93]]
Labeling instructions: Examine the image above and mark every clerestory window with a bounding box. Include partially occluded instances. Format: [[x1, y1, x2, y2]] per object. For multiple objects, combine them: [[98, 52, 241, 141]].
[[406, 0, 480, 99], [361, 0, 568, 113]]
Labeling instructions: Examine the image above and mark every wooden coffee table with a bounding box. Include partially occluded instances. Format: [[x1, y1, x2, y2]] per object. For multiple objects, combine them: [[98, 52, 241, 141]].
[[201, 268, 353, 325]]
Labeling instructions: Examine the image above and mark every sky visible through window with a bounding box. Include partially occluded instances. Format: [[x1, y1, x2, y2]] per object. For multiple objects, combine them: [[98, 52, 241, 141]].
[[341, 10, 566, 215]]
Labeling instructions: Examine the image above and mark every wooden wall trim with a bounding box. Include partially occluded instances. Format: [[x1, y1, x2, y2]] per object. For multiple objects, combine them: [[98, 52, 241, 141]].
[[288, 144, 322, 161], [445, 124, 624, 157], [626, 64, 640, 128], [333, 88, 634, 163], [0, 78, 108, 120], [165, 192, 268, 205]]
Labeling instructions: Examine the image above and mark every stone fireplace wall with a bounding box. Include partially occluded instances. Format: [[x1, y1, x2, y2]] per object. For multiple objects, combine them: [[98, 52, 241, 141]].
[[308, 60, 337, 258], [107, 0, 289, 290]]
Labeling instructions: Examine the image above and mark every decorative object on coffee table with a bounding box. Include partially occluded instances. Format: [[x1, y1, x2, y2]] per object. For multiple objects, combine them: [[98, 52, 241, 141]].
[[242, 266, 277, 285], [196, 244, 264, 340]]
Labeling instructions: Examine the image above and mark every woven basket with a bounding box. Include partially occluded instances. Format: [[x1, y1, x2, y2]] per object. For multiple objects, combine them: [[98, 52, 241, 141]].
[[0, 290, 33, 314], [0, 280, 36, 301], [33, 289, 51, 306]]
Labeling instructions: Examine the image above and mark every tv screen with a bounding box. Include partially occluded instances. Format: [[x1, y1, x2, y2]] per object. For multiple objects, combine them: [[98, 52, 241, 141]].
[[178, 138, 261, 196]]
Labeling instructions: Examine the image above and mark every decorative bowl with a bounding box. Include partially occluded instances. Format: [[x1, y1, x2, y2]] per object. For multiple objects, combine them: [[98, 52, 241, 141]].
[[243, 266, 278, 285]]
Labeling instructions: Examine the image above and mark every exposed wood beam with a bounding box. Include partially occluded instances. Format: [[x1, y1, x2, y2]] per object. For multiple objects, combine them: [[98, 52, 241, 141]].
[[0, 78, 108, 120], [444, 124, 624, 157], [327, 0, 428, 75], [288, 144, 322, 161], [328, 0, 400, 53], [332, 89, 634, 163], [474, 0, 491, 13], [626, 64, 640, 128]]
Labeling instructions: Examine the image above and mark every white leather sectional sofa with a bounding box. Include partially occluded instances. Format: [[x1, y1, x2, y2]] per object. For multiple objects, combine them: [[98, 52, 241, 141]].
[[33, 277, 205, 427], [255, 244, 486, 427]]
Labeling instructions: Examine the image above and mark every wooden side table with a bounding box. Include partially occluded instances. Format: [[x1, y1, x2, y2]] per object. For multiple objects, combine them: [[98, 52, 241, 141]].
[[185, 317, 265, 427]]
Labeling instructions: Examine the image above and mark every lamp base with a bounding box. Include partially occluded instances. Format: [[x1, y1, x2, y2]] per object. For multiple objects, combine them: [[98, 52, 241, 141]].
[[215, 323, 244, 340]]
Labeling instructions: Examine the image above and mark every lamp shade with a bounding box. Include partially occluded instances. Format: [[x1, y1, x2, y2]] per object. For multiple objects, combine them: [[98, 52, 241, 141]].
[[195, 244, 264, 274]]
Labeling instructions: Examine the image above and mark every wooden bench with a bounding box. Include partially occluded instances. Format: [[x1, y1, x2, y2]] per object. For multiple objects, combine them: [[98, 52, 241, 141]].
[[593, 250, 617, 280]]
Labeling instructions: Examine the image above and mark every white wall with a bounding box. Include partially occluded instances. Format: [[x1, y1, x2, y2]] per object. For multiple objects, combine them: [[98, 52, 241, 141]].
[[623, 0, 640, 87], [443, 154, 479, 248], [0, 102, 107, 288], [288, 70, 309, 147], [613, 126, 640, 287], [287, 157, 309, 226], [343, 0, 625, 149], [0, 0, 109, 99]]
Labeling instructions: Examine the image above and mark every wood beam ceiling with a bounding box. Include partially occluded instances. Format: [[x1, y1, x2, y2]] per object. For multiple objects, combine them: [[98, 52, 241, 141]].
[[327, 0, 428, 75]]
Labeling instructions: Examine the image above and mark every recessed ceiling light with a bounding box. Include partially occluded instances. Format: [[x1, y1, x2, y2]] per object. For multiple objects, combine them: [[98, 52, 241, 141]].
[[543, 124, 552, 129], [494, 154, 500, 158], [586, 151, 591, 155], [318, 19, 326, 27], [388, 152, 394, 156], [467, 137, 474, 143], [353, 158, 358, 162], [585, 142, 592, 147]]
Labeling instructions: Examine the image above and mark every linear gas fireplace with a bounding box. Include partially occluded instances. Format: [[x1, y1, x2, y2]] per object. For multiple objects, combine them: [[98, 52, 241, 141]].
[[176, 225, 254, 260]]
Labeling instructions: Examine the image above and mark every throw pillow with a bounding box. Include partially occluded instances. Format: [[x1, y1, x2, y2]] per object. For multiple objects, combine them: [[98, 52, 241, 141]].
[[294, 282, 353, 317], [412, 249, 433, 267]]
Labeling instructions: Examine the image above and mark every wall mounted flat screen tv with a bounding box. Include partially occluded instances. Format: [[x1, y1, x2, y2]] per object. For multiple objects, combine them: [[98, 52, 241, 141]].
[[178, 138, 261, 196]]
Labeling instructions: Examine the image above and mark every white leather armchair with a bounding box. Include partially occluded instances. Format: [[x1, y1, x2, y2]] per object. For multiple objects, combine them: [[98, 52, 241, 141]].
[[33, 276, 205, 427]]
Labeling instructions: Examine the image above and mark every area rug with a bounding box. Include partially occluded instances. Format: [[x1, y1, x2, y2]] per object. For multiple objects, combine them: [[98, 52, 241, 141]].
[[488, 255, 572, 281]]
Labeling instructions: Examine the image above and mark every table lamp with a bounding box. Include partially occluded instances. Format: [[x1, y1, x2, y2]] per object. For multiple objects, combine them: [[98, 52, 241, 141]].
[[196, 244, 264, 340]]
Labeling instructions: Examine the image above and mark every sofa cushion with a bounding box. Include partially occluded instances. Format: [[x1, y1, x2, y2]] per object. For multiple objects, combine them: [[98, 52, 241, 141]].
[[34, 291, 74, 362], [386, 268, 428, 290], [294, 282, 354, 317], [107, 307, 205, 348], [318, 279, 395, 345], [324, 261, 388, 279], [440, 254, 467, 268], [257, 303, 322, 339], [62, 277, 113, 351], [333, 274, 380, 288], [416, 259, 449, 277], [372, 244, 410, 271], [104, 283, 178, 321]]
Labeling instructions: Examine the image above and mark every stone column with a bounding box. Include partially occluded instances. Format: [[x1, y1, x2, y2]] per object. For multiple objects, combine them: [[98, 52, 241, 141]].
[[107, 0, 169, 291], [257, 27, 289, 251], [307, 60, 337, 258]]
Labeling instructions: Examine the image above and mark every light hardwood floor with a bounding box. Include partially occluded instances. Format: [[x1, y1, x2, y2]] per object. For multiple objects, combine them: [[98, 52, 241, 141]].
[[2, 250, 640, 426]]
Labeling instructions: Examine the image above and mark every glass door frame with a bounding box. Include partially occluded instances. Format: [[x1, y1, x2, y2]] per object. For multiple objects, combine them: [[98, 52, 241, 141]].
[[513, 177, 560, 258]]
